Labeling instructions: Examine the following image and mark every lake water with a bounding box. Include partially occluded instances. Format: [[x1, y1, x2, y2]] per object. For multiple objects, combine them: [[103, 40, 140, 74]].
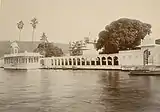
[[0, 69, 160, 112]]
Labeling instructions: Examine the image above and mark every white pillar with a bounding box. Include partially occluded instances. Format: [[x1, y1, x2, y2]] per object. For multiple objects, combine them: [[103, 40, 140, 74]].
[[79, 58, 81, 65], [100, 57, 102, 66], [81, 58, 83, 65], [67, 58, 69, 66], [75, 58, 77, 65]]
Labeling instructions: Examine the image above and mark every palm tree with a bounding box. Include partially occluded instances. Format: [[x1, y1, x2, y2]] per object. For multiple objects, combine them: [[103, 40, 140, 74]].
[[17, 20, 24, 41], [30, 18, 38, 43]]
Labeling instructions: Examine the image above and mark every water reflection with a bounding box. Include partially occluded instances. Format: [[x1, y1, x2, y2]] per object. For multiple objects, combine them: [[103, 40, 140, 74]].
[[0, 69, 160, 112], [99, 71, 153, 112], [39, 71, 53, 111]]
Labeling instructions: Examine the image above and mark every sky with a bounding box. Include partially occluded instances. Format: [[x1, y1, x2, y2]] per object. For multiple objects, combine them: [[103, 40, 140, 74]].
[[0, 0, 160, 43]]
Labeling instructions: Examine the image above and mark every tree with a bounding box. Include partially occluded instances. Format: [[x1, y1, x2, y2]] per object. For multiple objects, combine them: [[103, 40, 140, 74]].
[[39, 32, 49, 56], [30, 18, 38, 43], [96, 18, 152, 54], [45, 43, 64, 57], [40, 32, 48, 43], [69, 41, 83, 56], [17, 20, 24, 41], [34, 33, 64, 57], [34, 43, 64, 57]]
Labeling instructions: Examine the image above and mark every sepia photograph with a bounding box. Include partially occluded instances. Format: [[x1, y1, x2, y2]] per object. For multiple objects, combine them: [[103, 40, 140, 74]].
[[0, 0, 160, 112]]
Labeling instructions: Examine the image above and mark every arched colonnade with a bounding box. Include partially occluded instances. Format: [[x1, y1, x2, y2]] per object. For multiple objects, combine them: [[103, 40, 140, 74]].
[[41, 55, 119, 67]]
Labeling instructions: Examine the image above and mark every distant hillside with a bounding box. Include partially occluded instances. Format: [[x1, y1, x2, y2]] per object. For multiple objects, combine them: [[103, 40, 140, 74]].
[[0, 41, 69, 57]]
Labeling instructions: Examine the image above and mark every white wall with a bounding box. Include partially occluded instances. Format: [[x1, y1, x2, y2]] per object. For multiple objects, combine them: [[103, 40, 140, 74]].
[[149, 45, 160, 66], [119, 50, 143, 66], [40, 44, 160, 68]]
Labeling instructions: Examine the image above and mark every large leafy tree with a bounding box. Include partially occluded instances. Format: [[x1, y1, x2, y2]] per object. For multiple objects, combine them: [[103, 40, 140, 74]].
[[34, 42, 64, 57], [96, 18, 152, 54], [34, 33, 64, 57]]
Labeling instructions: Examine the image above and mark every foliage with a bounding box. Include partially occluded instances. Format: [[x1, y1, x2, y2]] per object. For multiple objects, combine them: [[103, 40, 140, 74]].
[[40, 32, 48, 43], [30, 18, 38, 29], [17, 20, 24, 41], [34, 42, 64, 57], [17, 20, 24, 30], [30, 18, 38, 42], [96, 18, 152, 54], [69, 41, 83, 56]]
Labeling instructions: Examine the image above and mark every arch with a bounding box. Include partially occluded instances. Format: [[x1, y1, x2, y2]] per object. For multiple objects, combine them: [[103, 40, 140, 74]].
[[58, 59, 60, 65], [143, 49, 150, 65], [51, 59, 54, 65], [73, 58, 76, 65], [34, 57, 36, 63], [65, 59, 68, 65], [61, 59, 64, 65], [11, 58, 14, 63], [107, 57, 112, 65], [113, 56, 119, 65], [81, 58, 85, 65], [28, 58, 31, 63], [31, 58, 33, 63], [77, 58, 80, 65], [37, 57, 39, 62], [96, 57, 100, 65], [40, 59, 44, 66], [54, 59, 57, 65], [25, 58, 27, 63], [69, 58, 72, 65], [86, 59, 90, 65], [102, 57, 106, 65], [91, 58, 95, 65]]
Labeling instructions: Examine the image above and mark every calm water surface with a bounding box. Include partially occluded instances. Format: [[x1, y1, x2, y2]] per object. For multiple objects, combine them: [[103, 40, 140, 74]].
[[0, 68, 160, 112]]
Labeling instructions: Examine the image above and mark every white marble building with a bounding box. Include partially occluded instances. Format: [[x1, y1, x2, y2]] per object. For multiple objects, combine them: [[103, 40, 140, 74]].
[[3, 41, 43, 70], [1, 35, 160, 70], [40, 35, 160, 70]]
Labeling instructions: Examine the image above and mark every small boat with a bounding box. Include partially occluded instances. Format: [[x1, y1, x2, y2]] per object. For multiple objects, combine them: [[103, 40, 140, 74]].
[[128, 70, 160, 76]]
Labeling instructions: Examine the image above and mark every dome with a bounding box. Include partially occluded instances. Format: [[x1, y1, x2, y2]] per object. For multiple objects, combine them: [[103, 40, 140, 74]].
[[10, 41, 19, 48], [140, 35, 155, 47]]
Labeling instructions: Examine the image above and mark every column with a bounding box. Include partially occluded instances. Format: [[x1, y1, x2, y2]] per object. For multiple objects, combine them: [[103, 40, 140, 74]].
[[79, 58, 81, 66], [100, 57, 102, 66], [81, 58, 83, 65], [67, 58, 69, 66], [75, 58, 77, 66]]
